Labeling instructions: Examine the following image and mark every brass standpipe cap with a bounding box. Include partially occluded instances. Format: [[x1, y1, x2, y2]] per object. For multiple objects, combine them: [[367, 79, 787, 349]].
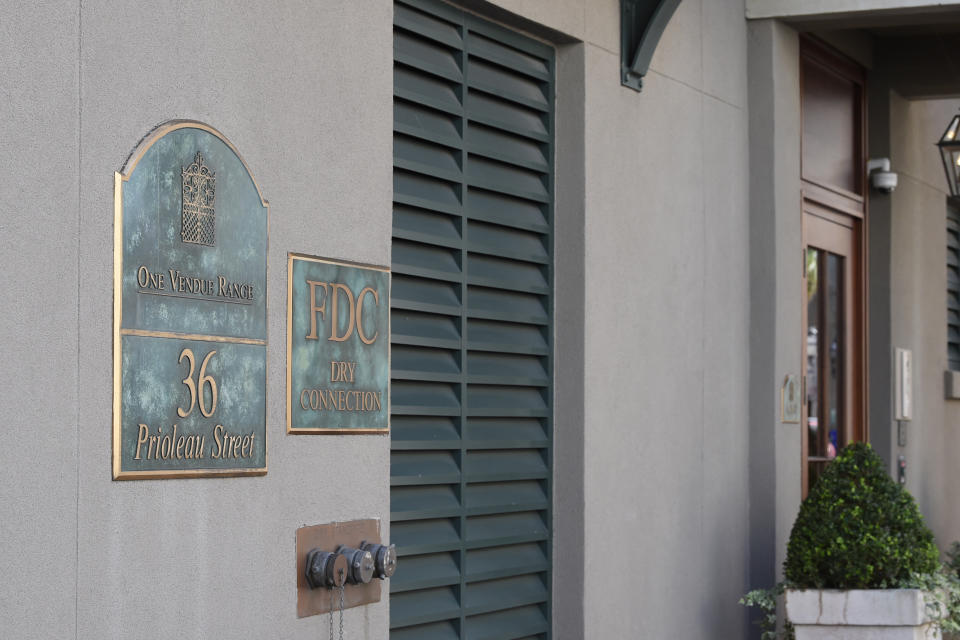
[[361, 541, 397, 579], [305, 549, 348, 589], [336, 545, 376, 585]]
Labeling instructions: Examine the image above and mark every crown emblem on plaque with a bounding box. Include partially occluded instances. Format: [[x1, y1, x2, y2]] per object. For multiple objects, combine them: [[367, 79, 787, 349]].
[[181, 151, 216, 246]]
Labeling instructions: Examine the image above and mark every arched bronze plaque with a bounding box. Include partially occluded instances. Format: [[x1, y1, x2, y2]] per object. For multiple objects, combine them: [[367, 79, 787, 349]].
[[113, 121, 268, 479]]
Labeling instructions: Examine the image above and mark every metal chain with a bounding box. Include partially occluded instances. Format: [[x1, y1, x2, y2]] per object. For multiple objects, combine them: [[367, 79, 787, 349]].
[[328, 586, 335, 640], [338, 582, 345, 640]]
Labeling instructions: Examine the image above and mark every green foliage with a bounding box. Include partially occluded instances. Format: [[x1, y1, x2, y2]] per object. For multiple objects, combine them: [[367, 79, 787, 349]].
[[948, 541, 960, 576], [743, 443, 960, 635], [784, 443, 939, 589], [901, 569, 960, 635], [739, 585, 794, 640], [940, 542, 960, 638]]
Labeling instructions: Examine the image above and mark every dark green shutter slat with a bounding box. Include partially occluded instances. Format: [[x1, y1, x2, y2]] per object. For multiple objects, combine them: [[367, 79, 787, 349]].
[[395, 65, 464, 116], [466, 351, 548, 385], [395, 98, 462, 145], [465, 575, 549, 615], [392, 483, 461, 521], [395, 0, 465, 38], [468, 60, 549, 112], [464, 605, 549, 640], [391, 274, 462, 316], [395, 134, 463, 176], [464, 480, 548, 514], [392, 1, 553, 638], [950, 204, 960, 370], [467, 289, 549, 325], [394, 238, 462, 273], [394, 169, 463, 215], [466, 319, 548, 355], [465, 418, 549, 449], [465, 190, 549, 233], [392, 450, 461, 486], [467, 157, 549, 202], [393, 517, 462, 554], [468, 221, 549, 262], [395, 29, 464, 84], [467, 32, 550, 81], [468, 123, 548, 169], [465, 512, 549, 548], [391, 587, 462, 628], [393, 204, 463, 248], [464, 449, 547, 472], [392, 620, 461, 640], [466, 92, 549, 142], [391, 551, 463, 592], [392, 309, 461, 343]]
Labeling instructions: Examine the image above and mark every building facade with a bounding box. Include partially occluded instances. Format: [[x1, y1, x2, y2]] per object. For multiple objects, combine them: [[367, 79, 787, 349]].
[[3, 0, 960, 638]]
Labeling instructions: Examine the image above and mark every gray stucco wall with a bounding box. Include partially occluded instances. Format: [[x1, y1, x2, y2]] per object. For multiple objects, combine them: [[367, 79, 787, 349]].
[[880, 94, 960, 545], [581, 1, 751, 635], [2, 1, 392, 638], [0, 3, 80, 638], [486, 0, 753, 636], [2, 0, 757, 638], [477, 1, 753, 636], [747, 18, 805, 606]]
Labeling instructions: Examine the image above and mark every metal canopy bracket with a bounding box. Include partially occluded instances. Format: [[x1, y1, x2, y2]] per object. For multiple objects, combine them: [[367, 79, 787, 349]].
[[620, 0, 682, 92]]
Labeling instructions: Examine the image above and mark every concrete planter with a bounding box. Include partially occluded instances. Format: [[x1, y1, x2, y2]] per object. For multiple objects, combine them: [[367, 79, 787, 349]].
[[786, 589, 940, 640]]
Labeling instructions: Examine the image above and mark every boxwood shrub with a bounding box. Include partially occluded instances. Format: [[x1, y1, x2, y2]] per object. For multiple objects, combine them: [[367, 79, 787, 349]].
[[784, 442, 939, 589]]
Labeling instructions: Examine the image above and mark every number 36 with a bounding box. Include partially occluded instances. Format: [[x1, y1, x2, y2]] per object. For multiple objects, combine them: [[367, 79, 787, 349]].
[[177, 348, 218, 418]]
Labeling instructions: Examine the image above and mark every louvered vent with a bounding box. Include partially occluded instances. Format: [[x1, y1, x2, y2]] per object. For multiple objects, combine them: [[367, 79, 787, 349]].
[[391, 1, 554, 638], [949, 203, 960, 370]]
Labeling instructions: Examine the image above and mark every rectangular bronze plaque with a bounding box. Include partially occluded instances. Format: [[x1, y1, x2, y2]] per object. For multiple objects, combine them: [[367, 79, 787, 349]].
[[287, 254, 390, 434], [296, 519, 382, 618], [113, 121, 269, 479], [782, 374, 801, 424]]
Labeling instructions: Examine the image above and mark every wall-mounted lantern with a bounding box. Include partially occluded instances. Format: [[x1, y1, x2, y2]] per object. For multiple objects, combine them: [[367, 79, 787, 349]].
[[936, 113, 960, 197]]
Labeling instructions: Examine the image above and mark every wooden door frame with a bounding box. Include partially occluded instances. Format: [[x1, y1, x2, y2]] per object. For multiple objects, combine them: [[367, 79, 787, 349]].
[[801, 205, 866, 495], [799, 36, 869, 497]]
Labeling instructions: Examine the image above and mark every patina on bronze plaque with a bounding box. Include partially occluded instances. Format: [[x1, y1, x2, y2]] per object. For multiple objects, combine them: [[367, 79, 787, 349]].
[[287, 254, 390, 434], [113, 120, 268, 479]]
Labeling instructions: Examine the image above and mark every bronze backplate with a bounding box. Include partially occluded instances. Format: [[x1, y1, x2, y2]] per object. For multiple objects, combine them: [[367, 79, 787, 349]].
[[296, 519, 382, 618]]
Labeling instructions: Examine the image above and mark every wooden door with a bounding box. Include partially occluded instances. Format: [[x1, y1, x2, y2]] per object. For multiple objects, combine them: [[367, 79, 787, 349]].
[[800, 38, 867, 497], [802, 205, 864, 494]]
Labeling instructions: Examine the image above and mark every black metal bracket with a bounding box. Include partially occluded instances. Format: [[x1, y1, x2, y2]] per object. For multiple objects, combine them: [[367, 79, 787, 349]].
[[620, 0, 682, 92]]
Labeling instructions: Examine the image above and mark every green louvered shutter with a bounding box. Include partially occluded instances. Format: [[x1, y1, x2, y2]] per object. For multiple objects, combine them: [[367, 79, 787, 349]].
[[391, 1, 554, 638], [949, 202, 960, 370]]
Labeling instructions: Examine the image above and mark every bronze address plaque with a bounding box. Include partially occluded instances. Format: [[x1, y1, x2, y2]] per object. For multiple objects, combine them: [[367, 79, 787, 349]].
[[287, 254, 390, 434], [113, 121, 269, 479]]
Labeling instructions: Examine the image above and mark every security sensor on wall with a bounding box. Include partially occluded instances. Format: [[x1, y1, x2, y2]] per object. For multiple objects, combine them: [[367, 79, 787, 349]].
[[867, 157, 898, 193]]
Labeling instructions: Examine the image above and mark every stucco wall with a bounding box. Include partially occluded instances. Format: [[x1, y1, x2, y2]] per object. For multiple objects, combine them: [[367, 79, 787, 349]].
[[1, 0, 757, 638], [2, 1, 393, 638], [494, 0, 752, 637], [747, 18, 805, 607], [0, 3, 80, 638], [478, 1, 753, 636], [883, 94, 960, 545]]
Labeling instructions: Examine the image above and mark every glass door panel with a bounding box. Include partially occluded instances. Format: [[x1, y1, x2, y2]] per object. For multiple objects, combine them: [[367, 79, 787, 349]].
[[806, 247, 845, 489], [802, 207, 862, 497]]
